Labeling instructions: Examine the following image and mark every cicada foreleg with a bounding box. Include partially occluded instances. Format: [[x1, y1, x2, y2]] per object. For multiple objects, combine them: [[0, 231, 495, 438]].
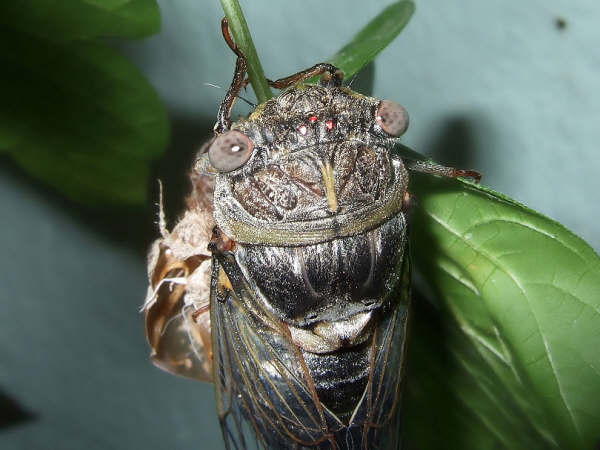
[[214, 18, 249, 134], [267, 63, 344, 89], [404, 158, 482, 183], [215, 17, 344, 135]]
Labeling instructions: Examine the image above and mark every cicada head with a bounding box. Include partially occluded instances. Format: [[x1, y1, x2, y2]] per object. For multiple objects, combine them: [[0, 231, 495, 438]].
[[195, 85, 410, 247]]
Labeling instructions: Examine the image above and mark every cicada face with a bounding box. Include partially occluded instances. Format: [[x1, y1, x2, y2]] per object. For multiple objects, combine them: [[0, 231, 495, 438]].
[[194, 84, 412, 449]]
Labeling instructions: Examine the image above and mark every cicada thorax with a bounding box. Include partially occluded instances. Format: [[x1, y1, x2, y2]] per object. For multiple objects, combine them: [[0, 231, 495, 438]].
[[236, 211, 407, 328], [210, 224, 411, 449], [233, 213, 410, 415]]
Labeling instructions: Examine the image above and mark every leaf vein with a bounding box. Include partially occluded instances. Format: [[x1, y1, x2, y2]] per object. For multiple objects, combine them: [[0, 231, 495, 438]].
[[426, 209, 585, 443]]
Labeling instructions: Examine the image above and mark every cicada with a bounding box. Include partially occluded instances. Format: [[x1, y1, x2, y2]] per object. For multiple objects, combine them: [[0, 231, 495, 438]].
[[144, 19, 480, 450]]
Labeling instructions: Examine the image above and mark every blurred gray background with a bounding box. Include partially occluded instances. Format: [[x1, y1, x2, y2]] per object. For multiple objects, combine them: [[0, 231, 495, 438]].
[[2, 0, 599, 449]]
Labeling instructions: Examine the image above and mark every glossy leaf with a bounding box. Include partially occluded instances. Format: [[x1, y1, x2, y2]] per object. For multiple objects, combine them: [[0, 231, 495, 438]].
[[0, 0, 161, 42], [328, 0, 415, 78], [0, 32, 168, 206], [405, 174, 600, 449], [405, 295, 558, 449]]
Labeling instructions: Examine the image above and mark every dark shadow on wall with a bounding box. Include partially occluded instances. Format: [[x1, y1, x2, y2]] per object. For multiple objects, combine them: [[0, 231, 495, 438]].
[[426, 115, 480, 172], [0, 389, 37, 429], [148, 113, 216, 237], [422, 112, 502, 196]]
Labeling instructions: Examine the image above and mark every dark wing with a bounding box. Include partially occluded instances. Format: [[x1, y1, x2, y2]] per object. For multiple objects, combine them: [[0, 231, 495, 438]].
[[210, 253, 344, 450]]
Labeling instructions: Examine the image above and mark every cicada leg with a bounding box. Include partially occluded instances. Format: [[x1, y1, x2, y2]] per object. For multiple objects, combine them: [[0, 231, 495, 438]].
[[216, 16, 344, 134], [214, 18, 249, 134], [266, 63, 344, 89], [404, 159, 482, 183]]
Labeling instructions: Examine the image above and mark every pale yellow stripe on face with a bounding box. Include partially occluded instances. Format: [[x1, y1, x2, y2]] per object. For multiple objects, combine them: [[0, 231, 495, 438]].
[[320, 161, 338, 214]]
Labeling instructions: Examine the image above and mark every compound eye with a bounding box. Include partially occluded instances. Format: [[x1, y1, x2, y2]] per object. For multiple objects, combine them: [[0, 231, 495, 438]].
[[376, 100, 409, 137], [208, 130, 254, 172]]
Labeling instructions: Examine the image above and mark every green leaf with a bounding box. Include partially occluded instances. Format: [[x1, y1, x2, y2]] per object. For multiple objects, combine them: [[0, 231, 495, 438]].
[[405, 174, 600, 449], [0, 32, 168, 206], [329, 0, 414, 79], [0, 0, 161, 42], [406, 295, 558, 449]]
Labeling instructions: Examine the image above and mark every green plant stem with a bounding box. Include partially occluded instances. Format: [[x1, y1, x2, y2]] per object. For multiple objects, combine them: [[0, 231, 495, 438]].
[[220, 0, 273, 103]]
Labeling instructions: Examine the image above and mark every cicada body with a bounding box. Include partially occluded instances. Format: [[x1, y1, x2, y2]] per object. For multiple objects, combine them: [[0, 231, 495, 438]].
[[203, 76, 417, 448], [144, 18, 480, 450]]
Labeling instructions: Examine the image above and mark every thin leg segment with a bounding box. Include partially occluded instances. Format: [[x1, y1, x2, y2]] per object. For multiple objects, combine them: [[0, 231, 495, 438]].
[[267, 63, 344, 89], [404, 159, 482, 183], [215, 17, 345, 133], [215, 18, 248, 134]]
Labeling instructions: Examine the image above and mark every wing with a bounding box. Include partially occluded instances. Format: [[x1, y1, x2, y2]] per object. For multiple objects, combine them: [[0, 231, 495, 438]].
[[211, 252, 345, 450], [348, 251, 411, 450]]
